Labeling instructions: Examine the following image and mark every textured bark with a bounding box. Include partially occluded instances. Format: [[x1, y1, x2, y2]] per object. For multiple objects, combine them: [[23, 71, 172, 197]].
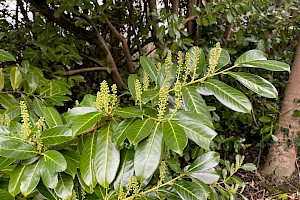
[[171, 0, 179, 16], [149, 0, 159, 40], [224, 23, 233, 40], [187, 0, 196, 36], [261, 40, 300, 178]]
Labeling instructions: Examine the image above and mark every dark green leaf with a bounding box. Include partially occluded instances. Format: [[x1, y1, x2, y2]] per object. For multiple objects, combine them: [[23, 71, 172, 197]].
[[141, 90, 160, 104], [205, 79, 252, 113], [172, 110, 213, 129], [114, 107, 143, 119], [127, 118, 155, 145], [112, 118, 135, 145], [163, 120, 187, 156], [128, 74, 139, 98], [62, 150, 80, 178], [0, 94, 18, 109], [240, 60, 290, 72], [33, 97, 46, 117], [80, 94, 96, 107], [215, 49, 230, 71], [94, 124, 120, 188], [37, 183, 59, 200], [140, 56, 157, 82], [71, 112, 102, 136], [0, 157, 14, 169], [188, 152, 220, 172], [0, 49, 15, 62], [54, 173, 73, 199], [114, 148, 134, 191], [189, 168, 219, 184], [0, 69, 4, 92], [228, 72, 278, 98], [44, 107, 63, 128], [39, 159, 58, 189], [40, 126, 72, 146], [0, 139, 38, 160], [43, 150, 67, 172], [8, 165, 26, 197], [20, 162, 41, 196], [173, 180, 206, 200], [134, 123, 163, 182], [0, 189, 14, 200], [80, 133, 97, 188]]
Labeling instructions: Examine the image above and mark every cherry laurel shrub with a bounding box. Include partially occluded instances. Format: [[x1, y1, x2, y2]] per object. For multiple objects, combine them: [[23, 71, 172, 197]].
[[0, 44, 289, 200]]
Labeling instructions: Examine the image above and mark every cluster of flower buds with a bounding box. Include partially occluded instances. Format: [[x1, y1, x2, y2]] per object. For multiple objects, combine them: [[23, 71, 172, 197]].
[[208, 42, 221, 74], [94, 80, 119, 115], [20, 101, 31, 139]]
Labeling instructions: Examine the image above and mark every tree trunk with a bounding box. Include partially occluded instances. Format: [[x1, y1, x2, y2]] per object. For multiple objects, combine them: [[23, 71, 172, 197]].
[[171, 0, 179, 16], [261, 40, 300, 178]]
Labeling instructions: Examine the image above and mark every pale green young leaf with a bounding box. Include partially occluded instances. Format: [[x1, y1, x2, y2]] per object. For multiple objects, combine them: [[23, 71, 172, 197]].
[[173, 180, 206, 200], [80, 133, 97, 188], [0, 49, 15, 62], [234, 50, 266, 65], [8, 165, 26, 197], [54, 173, 73, 199], [114, 148, 134, 191], [134, 123, 163, 182], [140, 56, 157, 82], [127, 118, 155, 145], [228, 72, 278, 98], [163, 120, 187, 156], [204, 79, 252, 113], [44, 107, 63, 128], [10, 67, 22, 91], [94, 124, 120, 188], [27, 71, 39, 91], [71, 112, 103, 136], [43, 150, 67, 172], [20, 162, 41, 196], [241, 163, 257, 171]]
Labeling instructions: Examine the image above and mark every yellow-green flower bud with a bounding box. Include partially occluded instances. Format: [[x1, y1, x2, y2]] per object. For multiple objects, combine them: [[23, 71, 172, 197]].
[[4, 114, 10, 127], [157, 84, 169, 120], [192, 47, 200, 81], [157, 62, 162, 70], [176, 51, 183, 81], [208, 42, 221, 74], [0, 114, 3, 125], [20, 101, 31, 139], [158, 161, 167, 186], [142, 71, 150, 91], [183, 52, 191, 84], [75, 100, 79, 106], [170, 81, 182, 119], [134, 79, 142, 108]]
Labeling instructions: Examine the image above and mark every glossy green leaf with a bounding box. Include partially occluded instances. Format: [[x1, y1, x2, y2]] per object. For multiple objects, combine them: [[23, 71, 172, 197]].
[[94, 124, 120, 188], [39, 159, 58, 189], [114, 107, 143, 118], [37, 183, 59, 200], [173, 180, 206, 200], [0, 157, 14, 169], [172, 110, 213, 129], [212, 48, 230, 71], [67, 107, 98, 116], [33, 97, 46, 117], [77, 171, 94, 194], [112, 118, 135, 145], [43, 150, 67, 172], [10, 67, 22, 91], [0, 139, 38, 160], [134, 123, 163, 182], [205, 79, 252, 113], [240, 60, 290, 72], [141, 90, 160, 104], [157, 187, 181, 200], [163, 120, 187, 156], [127, 118, 155, 145], [128, 74, 139, 98], [228, 72, 278, 98], [40, 126, 72, 146], [8, 165, 26, 197], [71, 112, 102, 136], [234, 50, 266, 65], [0, 68, 4, 92], [189, 168, 219, 184], [20, 162, 41, 196], [0, 49, 15, 62], [140, 56, 157, 82], [0, 94, 18, 109], [0, 189, 14, 200], [62, 150, 80, 178], [176, 120, 217, 150], [188, 46, 205, 73], [44, 107, 63, 128], [188, 152, 220, 172], [114, 148, 134, 191], [80, 133, 97, 188], [54, 173, 73, 199], [80, 94, 96, 107], [182, 87, 211, 120]]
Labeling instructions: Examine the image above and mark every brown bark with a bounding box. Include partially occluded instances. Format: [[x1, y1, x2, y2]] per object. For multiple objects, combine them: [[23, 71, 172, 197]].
[[224, 23, 233, 40], [149, 0, 159, 40], [171, 0, 179, 16], [187, 0, 196, 35], [261, 40, 300, 178]]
